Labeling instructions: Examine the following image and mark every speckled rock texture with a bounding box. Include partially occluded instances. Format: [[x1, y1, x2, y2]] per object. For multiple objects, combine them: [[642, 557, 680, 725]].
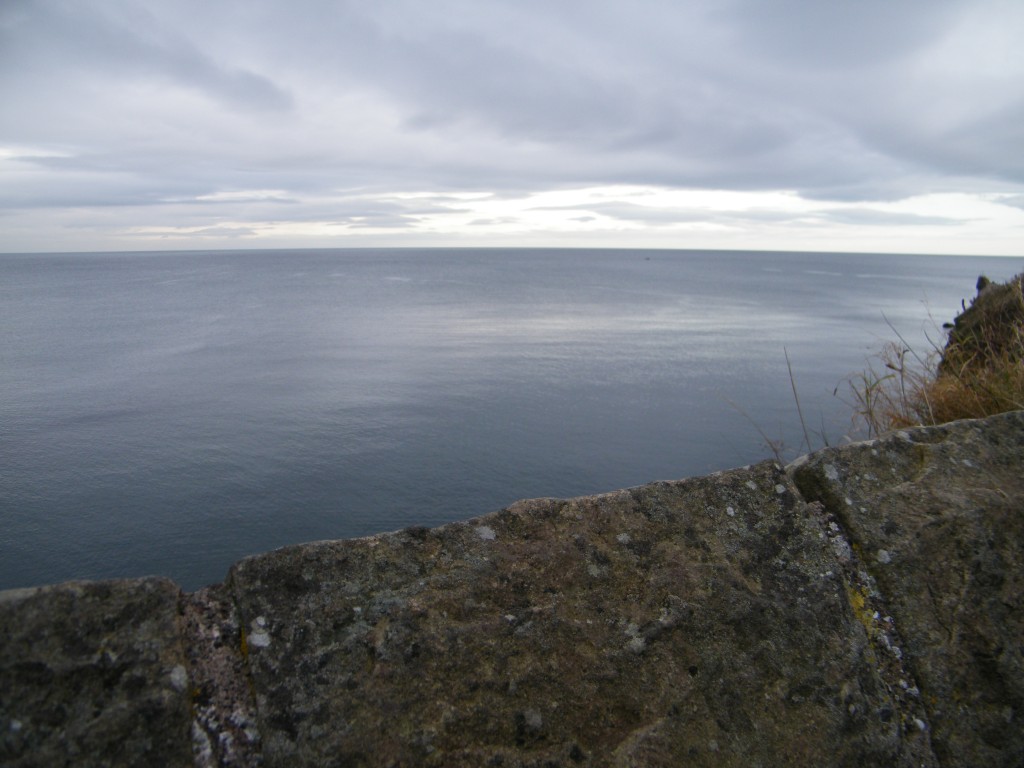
[[183, 585, 262, 767], [791, 410, 1024, 768], [1, 411, 1021, 767], [0, 577, 193, 767], [228, 461, 930, 767]]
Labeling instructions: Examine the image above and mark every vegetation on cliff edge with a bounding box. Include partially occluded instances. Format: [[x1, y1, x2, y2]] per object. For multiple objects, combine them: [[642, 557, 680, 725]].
[[849, 272, 1024, 437]]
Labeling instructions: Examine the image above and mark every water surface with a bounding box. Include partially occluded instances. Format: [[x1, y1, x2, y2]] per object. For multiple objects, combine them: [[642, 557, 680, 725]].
[[1, 248, 1018, 590]]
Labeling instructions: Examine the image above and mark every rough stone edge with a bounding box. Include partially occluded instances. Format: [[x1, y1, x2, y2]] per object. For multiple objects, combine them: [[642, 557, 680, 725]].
[[786, 410, 1024, 766], [0, 576, 195, 767], [224, 460, 943, 768], [181, 584, 263, 767], [798, 498, 937, 758], [787, 429, 943, 765]]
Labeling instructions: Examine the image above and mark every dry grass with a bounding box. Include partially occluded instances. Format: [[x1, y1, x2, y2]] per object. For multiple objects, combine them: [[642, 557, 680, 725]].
[[848, 273, 1024, 437]]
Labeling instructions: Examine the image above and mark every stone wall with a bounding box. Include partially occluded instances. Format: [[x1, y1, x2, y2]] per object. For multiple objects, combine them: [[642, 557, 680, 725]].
[[2, 411, 1022, 767]]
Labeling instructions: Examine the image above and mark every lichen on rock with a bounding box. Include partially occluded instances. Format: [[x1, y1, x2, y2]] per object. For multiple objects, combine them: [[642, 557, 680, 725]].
[[791, 410, 1024, 767], [0, 578, 193, 767], [227, 461, 927, 766]]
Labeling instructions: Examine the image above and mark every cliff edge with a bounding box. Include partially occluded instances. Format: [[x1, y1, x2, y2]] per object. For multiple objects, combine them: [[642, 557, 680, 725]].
[[2, 410, 1022, 767]]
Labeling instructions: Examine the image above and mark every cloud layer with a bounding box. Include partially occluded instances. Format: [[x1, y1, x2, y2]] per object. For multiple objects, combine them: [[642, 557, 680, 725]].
[[1, 0, 1023, 253]]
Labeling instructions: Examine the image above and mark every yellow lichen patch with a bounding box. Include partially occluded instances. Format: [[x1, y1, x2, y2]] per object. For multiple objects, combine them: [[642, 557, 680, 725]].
[[845, 581, 878, 638]]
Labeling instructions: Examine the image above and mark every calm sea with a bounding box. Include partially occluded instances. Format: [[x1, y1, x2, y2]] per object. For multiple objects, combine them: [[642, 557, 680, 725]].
[[1, 248, 1019, 591]]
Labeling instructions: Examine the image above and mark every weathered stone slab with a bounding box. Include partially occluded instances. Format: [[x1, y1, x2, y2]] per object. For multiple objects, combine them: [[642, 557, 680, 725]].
[[229, 461, 931, 767], [791, 411, 1024, 767], [0, 577, 193, 767]]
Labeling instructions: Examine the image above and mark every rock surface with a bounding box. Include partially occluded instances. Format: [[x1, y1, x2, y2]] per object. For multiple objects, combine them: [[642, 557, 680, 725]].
[[0, 577, 193, 767], [1, 411, 1021, 767], [228, 461, 927, 766], [791, 410, 1024, 768]]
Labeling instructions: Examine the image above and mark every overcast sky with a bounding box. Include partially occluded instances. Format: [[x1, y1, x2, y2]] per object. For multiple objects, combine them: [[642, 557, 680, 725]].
[[2, 0, 1023, 254]]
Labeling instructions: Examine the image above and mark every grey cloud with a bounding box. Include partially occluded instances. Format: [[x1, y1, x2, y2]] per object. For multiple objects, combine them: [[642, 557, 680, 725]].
[[539, 202, 710, 225], [469, 217, 521, 226], [913, 99, 1024, 183], [726, 0, 963, 68], [173, 225, 260, 239], [0, 0, 1022, 250], [994, 195, 1024, 211], [533, 200, 814, 227], [343, 214, 422, 230], [0, 0, 292, 113], [535, 198, 967, 229], [816, 209, 964, 227]]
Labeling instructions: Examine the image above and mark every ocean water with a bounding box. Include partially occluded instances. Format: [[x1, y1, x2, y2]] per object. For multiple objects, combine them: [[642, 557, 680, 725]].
[[1, 248, 1019, 591]]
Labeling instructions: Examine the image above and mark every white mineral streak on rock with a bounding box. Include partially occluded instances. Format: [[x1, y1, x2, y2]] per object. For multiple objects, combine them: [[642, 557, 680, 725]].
[[249, 622, 272, 648], [622, 622, 646, 653], [476, 525, 497, 541], [625, 636, 646, 653], [787, 453, 809, 469], [523, 709, 543, 730], [169, 664, 188, 692], [877, 549, 892, 564], [616, 532, 631, 544], [192, 721, 214, 766], [824, 464, 840, 482]]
